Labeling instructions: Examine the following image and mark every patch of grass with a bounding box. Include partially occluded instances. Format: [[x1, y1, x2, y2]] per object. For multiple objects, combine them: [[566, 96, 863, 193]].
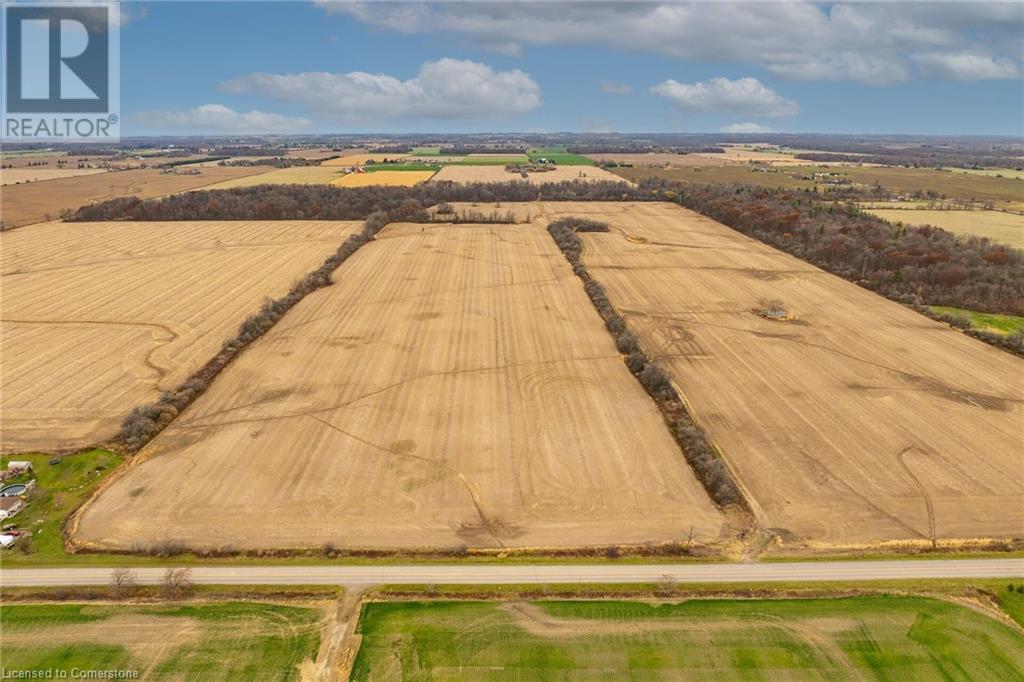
[[0, 450, 124, 564], [352, 595, 1024, 679], [528, 148, 595, 166], [931, 306, 1024, 336], [453, 156, 529, 165], [1, 603, 110, 629], [0, 601, 321, 680], [362, 163, 441, 173], [999, 582, 1024, 627]]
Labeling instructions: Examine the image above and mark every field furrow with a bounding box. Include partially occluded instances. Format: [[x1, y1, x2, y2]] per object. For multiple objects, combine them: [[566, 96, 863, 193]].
[[1, 220, 361, 452], [72, 222, 725, 552], [548, 201, 1023, 546]]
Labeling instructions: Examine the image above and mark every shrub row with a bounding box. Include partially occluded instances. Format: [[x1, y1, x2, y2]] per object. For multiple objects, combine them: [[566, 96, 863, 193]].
[[118, 202, 429, 452], [547, 217, 747, 511]]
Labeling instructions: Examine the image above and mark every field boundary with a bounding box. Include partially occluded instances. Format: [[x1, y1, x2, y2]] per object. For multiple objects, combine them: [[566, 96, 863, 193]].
[[545, 217, 756, 525]]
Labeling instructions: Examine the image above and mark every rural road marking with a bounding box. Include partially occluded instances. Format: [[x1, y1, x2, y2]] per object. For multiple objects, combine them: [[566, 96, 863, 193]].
[[2, 558, 1022, 587]]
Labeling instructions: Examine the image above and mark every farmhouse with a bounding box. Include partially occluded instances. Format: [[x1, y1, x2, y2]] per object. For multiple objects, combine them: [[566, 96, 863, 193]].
[[0, 496, 25, 520]]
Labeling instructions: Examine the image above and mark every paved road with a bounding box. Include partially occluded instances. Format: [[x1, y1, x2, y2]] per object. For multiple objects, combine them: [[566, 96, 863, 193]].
[[2, 558, 1021, 587]]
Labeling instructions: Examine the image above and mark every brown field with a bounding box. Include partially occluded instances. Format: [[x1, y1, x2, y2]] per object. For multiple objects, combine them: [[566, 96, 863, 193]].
[[541, 201, 1023, 546], [1, 167, 108, 185], [431, 164, 626, 185], [0, 166, 272, 229], [864, 208, 1024, 248], [72, 222, 725, 552], [321, 154, 404, 167], [0, 220, 361, 453], [200, 165, 346, 189], [332, 170, 437, 187], [586, 153, 731, 167], [285, 146, 348, 160]]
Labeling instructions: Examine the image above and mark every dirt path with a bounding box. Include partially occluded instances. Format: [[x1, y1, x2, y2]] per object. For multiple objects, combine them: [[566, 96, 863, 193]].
[[303, 589, 366, 682]]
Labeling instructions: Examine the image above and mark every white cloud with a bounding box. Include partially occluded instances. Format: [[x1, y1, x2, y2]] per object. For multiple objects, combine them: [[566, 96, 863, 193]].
[[913, 53, 1020, 81], [600, 80, 632, 95], [720, 122, 774, 134], [131, 104, 311, 133], [651, 77, 799, 117], [220, 58, 540, 120], [320, 1, 1023, 85]]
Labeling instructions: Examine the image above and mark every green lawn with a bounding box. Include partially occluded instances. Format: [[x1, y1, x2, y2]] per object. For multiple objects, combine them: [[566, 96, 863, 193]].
[[0, 601, 321, 680], [453, 156, 529, 165], [931, 306, 1024, 336], [0, 450, 124, 563], [351, 596, 1024, 680]]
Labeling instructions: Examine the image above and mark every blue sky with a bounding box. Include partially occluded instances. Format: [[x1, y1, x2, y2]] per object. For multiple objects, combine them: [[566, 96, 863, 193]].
[[119, 1, 1023, 135]]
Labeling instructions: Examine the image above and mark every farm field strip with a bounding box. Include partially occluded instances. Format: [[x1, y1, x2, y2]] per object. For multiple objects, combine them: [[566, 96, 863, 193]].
[[542, 201, 1023, 546], [72, 221, 725, 552], [0, 601, 323, 678], [863, 208, 1024, 248], [351, 596, 1024, 680], [0, 220, 362, 452], [0, 166, 273, 229], [431, 164, 626, 185], [200, 165, 347, 189], [1, 168, 108, 185], [332, 170, 436, 187]]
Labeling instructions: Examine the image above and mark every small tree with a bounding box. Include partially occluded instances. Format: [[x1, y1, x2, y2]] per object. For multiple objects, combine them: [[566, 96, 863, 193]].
[[160, 567, 194, 600], [109, 568, 137, 598]]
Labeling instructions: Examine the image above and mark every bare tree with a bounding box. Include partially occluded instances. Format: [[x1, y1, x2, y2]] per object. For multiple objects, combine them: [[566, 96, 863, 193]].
[[160, 567, 194, 600], [109, 568, 137, 598]]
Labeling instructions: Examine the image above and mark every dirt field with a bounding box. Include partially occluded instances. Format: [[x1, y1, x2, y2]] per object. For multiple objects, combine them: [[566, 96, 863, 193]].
[[585, 153, 731, 167], [0, 166, 271, 229], [539, 201, 1022, 546], [1, 167, 108, 185], [431, 165, 626, 185], [332, 170, 436, 187], [863, 208, 1024, 248], [1, 220, 361, 453], [200, 165, 347, 189], [321, 153, 404, 166], [72, 222, 725, 552]]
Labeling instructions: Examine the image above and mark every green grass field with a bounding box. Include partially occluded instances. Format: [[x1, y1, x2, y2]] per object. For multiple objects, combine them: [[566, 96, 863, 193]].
[[351, 596, 1024, 680], [528, 148, 596, 166], [453, 156, 529, 165], [931, 306, 1024, 336], [0, 601, 321, 680]]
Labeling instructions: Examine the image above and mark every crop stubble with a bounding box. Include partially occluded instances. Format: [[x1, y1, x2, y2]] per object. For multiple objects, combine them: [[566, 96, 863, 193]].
[[551, 201, 1023, 545], [0, 220, 361, 452], [72, 222, 725, 552]]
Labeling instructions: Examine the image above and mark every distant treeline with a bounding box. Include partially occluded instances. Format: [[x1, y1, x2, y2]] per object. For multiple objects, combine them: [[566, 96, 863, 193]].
[[659, 182, 1024, 317], [67, 179, 1024, 323], [567, 145, 725, 155], [67, 180, 640, 222]]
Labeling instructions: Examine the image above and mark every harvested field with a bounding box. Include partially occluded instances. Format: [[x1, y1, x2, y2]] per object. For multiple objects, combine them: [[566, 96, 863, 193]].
[[431, 164, 626, 185], [332, 170, 436, 187], [1, 167, 108, 185], [0, 220, 361, 452], [200, 165, 346, 189], [863, 208, 1024, 248], [72, 222, 725, 552], [543, 201, 1023, 546], [0, 166, 271, 229], [586, 153, 731, 167], [321, 154, 405, 166]]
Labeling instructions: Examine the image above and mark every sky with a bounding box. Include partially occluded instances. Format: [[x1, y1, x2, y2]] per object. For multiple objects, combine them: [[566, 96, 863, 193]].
[[112, 0, 1024, 136]]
